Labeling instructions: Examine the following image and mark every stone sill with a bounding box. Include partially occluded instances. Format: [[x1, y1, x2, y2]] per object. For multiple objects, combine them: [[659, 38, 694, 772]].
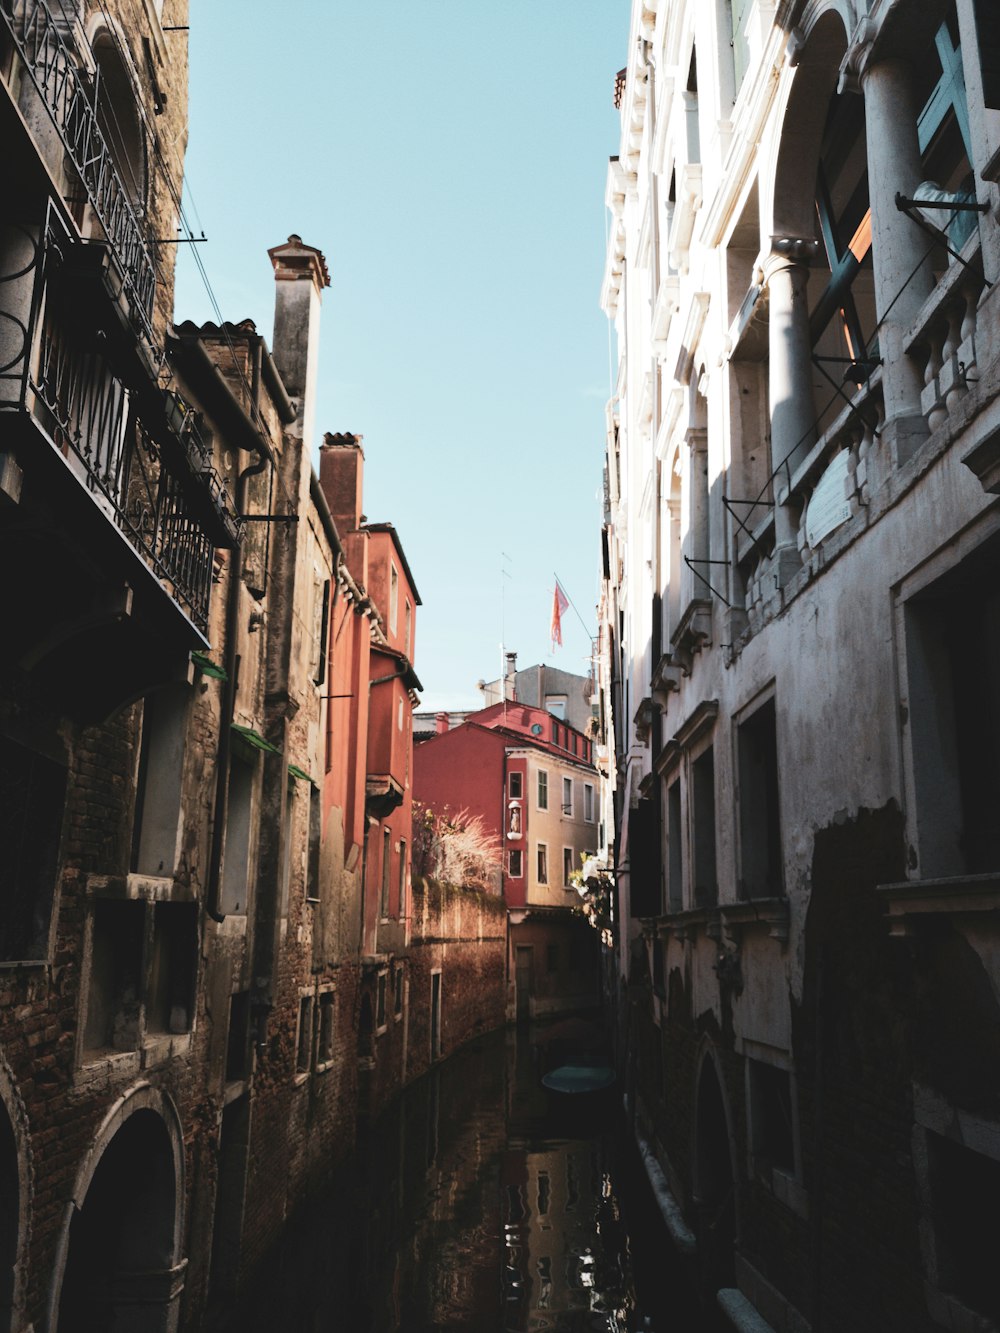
[[653, 897, 789, 943], [877, 873, 1000, 936], [87, 873, 196, 903]]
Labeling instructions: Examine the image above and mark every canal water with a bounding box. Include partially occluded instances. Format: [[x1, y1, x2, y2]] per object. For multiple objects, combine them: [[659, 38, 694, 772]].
[[229, 1024, 715, 1332]]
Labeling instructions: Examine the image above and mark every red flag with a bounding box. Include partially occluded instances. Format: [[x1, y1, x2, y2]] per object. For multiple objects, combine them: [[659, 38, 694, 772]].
[[550, 580, 569, 649]]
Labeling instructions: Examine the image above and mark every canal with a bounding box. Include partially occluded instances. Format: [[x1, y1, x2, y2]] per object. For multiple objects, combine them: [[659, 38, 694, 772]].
[[227, 1023, 717, 1332]]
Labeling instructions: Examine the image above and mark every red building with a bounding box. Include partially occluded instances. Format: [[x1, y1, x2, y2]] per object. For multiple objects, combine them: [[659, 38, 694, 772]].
[[414, 701, 601, 1021], [318, 434, 421, 1115]]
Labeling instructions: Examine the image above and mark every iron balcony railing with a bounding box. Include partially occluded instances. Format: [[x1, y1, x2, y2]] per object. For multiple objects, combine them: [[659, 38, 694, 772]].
[[1, 0, 158, 349], [0, 206, 241, 633]]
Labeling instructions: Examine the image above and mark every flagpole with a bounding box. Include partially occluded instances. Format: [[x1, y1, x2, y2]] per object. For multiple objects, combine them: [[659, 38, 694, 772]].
[[553, 573, 593, 640]]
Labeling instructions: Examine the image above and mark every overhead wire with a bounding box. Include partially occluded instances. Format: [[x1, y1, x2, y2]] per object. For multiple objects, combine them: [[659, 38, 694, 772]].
[[91, 0, 277, 451]]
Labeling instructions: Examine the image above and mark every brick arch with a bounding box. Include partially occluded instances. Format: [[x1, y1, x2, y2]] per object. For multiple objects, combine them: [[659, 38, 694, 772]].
[[47, 1083, 186, 1333], [0, 1052, 33, 1333]]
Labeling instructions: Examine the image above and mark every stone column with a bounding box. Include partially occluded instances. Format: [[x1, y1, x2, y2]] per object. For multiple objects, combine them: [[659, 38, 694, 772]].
[[860, 57, 935, 461], [764, 241, 816, 586]]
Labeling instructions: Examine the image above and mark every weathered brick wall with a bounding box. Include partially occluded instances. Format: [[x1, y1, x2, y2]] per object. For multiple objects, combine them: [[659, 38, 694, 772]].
[[404, 878, 506, 1089]]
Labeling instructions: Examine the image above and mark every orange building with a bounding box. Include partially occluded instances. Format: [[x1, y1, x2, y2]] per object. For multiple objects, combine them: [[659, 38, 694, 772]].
[[318, 435, 421, 1116]]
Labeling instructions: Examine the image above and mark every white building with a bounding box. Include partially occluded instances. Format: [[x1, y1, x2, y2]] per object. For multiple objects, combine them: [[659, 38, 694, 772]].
[[600, 0, 1000, 1327]]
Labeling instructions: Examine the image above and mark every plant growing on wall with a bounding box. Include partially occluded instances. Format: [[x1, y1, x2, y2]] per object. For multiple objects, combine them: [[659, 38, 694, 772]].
[[570, 854, 614, 948], [412, 802, 503, 894]]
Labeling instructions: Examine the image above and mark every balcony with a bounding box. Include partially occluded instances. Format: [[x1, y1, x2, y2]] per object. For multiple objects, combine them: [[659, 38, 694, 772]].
[[1, 0, 158, 352], [0, 207, 241, 714]]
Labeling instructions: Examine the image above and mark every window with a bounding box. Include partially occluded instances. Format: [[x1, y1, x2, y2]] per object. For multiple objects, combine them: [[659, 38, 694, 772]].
[[537, 843, 548, 885], [748, 1058, 795, 1176], [381, 826, 391, 919], [667, 779, 684, 912], [226, 992, 251, 1083], [509, 849, 523, 877], [0, 733, 65, 961], [545, 696, 567, 719], [221, 748, 256, 915], [584, 783, 595, 823], [404, 598, 412, 657], [393, 964, 404, 1019], [537, 769, 548, 810], [317, 990, 336, 1067], [903, 536, 1000, 878], [389, 562, 399, 634], [430, 971, 442, 1060], [925, 1131, 1000, 1323], [737, 696, 782, 898], [306, 785, 321, 904], [280, 778, 296, 917], [146, 903, 197, 1036], [84, 900, 145, 1055], [312, 575, 330, 684], [563, 847, 574, 886], [917, 14, 975, 251], [84, 899, 196, 1060], [376, 971, 387, 1030], [729, 0, 752, 89], [562, 777, 573, 816], [509, 771, 523, 799], [398, 837, 408, 919], [692, 747, 718, 907], [131, 687, 188, 879], [295, 994, 314, 1075]]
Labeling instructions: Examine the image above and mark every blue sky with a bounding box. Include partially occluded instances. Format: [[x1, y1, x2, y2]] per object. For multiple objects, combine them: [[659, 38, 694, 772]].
[[174, 1, 625, 711]]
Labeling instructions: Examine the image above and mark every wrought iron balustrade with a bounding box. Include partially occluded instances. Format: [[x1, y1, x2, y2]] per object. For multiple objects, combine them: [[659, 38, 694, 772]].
[[0, 207, 239, 633], [1, 0, 158, 348]]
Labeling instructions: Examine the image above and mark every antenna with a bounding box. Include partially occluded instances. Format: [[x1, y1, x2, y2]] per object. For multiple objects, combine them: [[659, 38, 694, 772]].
[[500, 552, 512, 724]]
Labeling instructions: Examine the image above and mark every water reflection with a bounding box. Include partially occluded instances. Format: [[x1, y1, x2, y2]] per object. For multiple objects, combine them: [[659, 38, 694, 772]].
[[224, 1025, 708, 1332]]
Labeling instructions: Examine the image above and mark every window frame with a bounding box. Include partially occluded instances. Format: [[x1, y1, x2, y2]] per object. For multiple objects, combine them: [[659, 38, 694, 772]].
[[537, 842, 548, 885], [537, 768, 549, 810]]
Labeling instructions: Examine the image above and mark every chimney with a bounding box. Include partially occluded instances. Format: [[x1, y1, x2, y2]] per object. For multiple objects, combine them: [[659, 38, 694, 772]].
[[504, 651, 517, 702], [435, 712, 449, 735], [319, 432, 365, 534], [268, 234, 330, 458]]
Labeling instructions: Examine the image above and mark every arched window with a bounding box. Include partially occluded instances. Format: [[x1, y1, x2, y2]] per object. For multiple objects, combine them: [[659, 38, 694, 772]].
[[91, 29, 146, 211]]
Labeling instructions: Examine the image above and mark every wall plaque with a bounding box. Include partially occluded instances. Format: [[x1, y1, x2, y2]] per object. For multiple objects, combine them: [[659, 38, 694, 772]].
[[805, 450, 852, 549]]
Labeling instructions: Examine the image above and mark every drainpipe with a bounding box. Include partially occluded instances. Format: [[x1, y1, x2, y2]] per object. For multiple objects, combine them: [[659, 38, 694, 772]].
[[206, 340, 269, 922]]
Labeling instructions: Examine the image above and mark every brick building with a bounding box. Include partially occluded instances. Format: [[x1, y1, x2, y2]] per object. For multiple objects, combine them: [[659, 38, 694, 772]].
[[0, 4, 503, 1329], [600, 0, 1000, 1329]]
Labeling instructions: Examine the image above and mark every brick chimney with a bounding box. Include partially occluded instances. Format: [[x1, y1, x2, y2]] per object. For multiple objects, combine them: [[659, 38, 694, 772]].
[[504, 651, 518, 702], [435, 713, 449, 735], [319, 432, 365, 534], [268, 234, 330, 457]]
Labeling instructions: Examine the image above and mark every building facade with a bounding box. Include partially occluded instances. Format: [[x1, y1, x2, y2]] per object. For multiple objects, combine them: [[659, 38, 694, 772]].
[[414, 702, 602, 1021], [601, 0, 1000, 1329], [478, 655, 597, 736], [0, 4, 502, 1326]]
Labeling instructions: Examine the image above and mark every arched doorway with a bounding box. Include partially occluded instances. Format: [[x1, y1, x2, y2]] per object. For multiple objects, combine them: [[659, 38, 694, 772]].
[[693, 1052, 736, 1293], [53, 1092, 185, 1333]]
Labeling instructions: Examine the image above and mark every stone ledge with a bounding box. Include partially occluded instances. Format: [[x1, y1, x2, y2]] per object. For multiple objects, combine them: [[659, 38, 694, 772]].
[[877, 873, 1000, 936], [717, 1289, 778, 1333]]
